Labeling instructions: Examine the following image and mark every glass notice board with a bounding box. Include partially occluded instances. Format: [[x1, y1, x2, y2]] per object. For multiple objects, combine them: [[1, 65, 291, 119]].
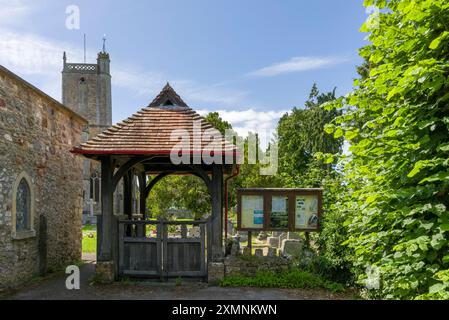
[[270, 196, 289, 229], [241, 195, 264, 229], [237, 189, 322, 232]]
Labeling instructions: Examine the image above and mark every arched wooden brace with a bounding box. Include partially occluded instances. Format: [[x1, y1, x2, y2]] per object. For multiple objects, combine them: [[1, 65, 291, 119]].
[[112, 157, 151, 190], [143, 170, 210, 200], [143, 171, 174, 200], [189, 165, 212, 193]]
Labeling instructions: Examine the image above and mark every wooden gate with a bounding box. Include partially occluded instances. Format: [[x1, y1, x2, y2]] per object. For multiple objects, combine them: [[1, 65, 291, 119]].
[[118, 219, 208, 279]]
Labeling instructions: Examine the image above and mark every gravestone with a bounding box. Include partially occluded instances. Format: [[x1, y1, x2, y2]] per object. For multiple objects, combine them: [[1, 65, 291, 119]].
[[257, 232, 268, 241], [280, 239, 304, 258], [254, 249, 264, 257], [266, 236, 279, 248], [242, 247, 252, 256], [278, 232, 288, 248], [267, 247, 277, 257], [287, 232, 301, 240], [236, 232, 248, 242], [227, 219, 235, 236]]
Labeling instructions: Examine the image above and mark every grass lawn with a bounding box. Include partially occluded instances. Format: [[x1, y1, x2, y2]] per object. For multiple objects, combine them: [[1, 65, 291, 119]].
[[82, 224, 97, 254]]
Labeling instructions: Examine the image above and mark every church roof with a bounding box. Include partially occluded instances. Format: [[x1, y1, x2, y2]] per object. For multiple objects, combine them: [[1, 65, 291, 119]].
[[71, 83, 237, 156]]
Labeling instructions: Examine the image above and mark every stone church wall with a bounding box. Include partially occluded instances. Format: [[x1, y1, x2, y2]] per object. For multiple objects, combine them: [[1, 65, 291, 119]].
[[0, 66, 87, 289]]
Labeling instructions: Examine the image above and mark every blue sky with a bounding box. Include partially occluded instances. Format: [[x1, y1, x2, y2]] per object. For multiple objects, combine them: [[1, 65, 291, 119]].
[[0, 0, 368, 138]]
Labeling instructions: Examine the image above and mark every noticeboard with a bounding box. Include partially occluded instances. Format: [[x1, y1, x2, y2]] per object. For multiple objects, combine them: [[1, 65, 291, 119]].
[[237, 188, 323, 232]]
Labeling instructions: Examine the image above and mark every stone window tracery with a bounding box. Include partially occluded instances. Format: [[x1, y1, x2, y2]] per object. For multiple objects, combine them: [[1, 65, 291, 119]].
[[12, 172, 36, 239], [16, 178, 30, 231]]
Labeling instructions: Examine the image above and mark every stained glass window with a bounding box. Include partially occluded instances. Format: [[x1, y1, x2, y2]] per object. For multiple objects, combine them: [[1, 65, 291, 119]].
[[16, 178, 30, 232]]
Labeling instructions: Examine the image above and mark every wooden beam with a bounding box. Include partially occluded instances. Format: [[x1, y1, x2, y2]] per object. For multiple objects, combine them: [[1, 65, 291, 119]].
[[144, 171, 174, 199], [138, 172, 147, 218], [190, 165, 212, 193], [210, 165, 223, 261], [112, 156, 149, 190], [98, 156, 114, 262]]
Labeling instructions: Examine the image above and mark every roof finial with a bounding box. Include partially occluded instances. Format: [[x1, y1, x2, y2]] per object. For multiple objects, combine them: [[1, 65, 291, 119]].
[[102, 34, 107, 53], [63, 51, 67, 64]]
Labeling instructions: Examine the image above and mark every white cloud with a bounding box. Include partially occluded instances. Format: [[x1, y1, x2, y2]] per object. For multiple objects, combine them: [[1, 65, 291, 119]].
[[0, 0, 33, 26], [197, 108, 288, 148], [248, 56, 347, 77]]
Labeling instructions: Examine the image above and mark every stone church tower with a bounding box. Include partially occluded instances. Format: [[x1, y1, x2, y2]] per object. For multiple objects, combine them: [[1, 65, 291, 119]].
[[62, 50, 112, 130], [62, 50, 118, 220]]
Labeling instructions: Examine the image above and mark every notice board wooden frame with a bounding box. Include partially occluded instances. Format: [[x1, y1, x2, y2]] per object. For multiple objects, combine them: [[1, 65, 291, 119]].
[[237, 188, 323, 232]]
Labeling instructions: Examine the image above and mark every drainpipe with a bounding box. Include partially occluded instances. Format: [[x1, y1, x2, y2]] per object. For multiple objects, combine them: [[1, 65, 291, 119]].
[[224, 165, 240, 240]]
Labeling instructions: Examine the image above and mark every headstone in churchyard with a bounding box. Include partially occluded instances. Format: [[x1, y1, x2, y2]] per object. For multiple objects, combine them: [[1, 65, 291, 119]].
[[231, 236, 240, 256], [257, 232, 268, 241], [242, 246, 251, 256], [236, 232, 248, 242], [267, 247, 277, 257], [287, 232, 301, 240], [266, 236, 279, 248], [280, 239, 304, 258], [227, 219, 235, 235], [254, 248, 263, 257], [278, 232, 287, 248]]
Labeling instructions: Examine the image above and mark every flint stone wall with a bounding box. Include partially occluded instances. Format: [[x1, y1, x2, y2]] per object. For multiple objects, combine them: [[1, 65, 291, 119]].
[[224, 256, 291, 277], [0, 66, 86, 289]]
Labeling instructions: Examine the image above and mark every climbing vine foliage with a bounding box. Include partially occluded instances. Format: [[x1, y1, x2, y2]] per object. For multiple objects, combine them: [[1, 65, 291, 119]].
[[325, 0, 449, 299]]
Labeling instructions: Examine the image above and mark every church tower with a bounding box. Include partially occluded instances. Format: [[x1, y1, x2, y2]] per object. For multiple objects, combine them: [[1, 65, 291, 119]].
[[61, 48, 118, 221], [62, 50, 112, 131]]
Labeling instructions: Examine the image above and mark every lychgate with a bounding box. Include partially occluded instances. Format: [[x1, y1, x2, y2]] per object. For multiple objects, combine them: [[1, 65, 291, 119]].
[[72, 84, 239, 281]]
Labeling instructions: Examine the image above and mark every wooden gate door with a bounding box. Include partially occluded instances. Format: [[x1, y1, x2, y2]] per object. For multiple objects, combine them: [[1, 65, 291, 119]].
[[118, 220, 208, 279]]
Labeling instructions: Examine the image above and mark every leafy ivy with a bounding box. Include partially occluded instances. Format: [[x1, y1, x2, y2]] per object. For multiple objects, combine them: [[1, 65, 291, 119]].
[[326, 0, 449, 299]]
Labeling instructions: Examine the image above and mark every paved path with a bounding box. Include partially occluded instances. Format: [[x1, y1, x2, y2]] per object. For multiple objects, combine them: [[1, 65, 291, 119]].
[[4, 263, 352, 300]]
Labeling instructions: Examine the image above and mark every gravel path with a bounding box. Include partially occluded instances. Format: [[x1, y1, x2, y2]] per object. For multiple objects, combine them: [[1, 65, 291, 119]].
[[3, 263, 353, 300]]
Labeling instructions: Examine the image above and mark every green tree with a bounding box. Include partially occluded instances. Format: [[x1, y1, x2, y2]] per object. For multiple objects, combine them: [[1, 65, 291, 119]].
[[204, 112, 233, 135], [277, 84, 343, 187], [326, 0, 449, 299]]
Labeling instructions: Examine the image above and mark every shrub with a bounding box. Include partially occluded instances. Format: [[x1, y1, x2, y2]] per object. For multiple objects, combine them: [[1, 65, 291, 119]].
[[220, 269, 345, 293]]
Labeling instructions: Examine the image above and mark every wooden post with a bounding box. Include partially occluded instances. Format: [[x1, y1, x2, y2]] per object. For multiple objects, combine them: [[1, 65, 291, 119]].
[[210, 165, 224, 261], [98, 156, 114, 262], [163, 222, 168, 281], [157, 222, 163, 281], [247, 231, 252, 252], [118, 221, 124, 276], [123, 171, 133, 217], [200, 223, 206, 277], [38, 215, 47, 276], [123, 171, 133, 236], [137, 172, 146, 237]]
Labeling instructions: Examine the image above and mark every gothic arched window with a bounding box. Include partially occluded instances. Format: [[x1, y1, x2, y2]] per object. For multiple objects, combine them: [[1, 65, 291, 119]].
[[16, 178, 31, 231], [12, 172, 35, 239]]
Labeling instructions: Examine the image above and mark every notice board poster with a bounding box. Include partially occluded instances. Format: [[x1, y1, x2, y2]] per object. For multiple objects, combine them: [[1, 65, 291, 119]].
[[241, 195, 264, 229], [295, 195, 319, 229], [270, 196, 289, 229]]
